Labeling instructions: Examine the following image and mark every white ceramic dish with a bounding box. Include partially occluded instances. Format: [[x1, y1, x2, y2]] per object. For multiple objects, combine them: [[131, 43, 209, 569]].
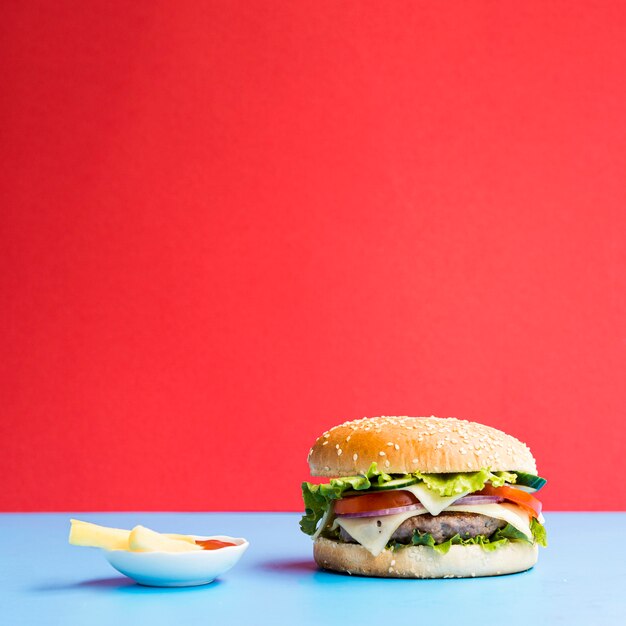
[[103, 535, 249, 587]]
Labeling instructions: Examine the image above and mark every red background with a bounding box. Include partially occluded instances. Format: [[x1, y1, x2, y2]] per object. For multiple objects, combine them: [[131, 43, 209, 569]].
[[2, 1, 625, 512]]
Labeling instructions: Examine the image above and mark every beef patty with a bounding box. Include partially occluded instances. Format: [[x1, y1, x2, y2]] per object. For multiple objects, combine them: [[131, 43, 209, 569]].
[[339, 512, 506, 545]]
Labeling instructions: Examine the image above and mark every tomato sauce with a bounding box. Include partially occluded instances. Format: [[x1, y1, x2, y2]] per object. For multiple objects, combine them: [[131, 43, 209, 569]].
[[195, 539, 237, 550]]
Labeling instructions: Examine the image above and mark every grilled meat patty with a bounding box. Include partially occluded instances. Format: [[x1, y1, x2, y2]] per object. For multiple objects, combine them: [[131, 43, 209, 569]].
[[339, 512, 507, 545]]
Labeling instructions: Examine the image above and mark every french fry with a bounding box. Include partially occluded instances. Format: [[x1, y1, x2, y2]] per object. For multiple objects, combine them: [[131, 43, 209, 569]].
[[69, 519, 199, 550], [69, 519, 130, 550], [129, 525, 202, 552]]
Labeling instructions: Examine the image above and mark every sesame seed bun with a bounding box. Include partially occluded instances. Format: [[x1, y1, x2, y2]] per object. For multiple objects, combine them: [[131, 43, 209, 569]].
[[313, 536, 538, 578], [308, 416, 537, 476]]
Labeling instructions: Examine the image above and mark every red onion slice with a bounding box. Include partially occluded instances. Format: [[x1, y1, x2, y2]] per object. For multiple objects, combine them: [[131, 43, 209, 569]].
[[452, 495, 504, 506], [336, 503, 426, 519], [335, 495, 504, 519]]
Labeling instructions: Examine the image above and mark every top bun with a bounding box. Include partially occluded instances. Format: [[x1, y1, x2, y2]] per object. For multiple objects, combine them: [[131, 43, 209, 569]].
[[308, 416, 537, 476]]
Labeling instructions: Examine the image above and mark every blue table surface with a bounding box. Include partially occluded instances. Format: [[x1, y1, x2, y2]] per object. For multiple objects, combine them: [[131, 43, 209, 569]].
[[1, 512, 624, 625]]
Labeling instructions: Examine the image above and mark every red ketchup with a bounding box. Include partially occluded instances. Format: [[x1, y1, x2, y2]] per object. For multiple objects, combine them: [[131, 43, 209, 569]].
[[195, 539, 237, 550]]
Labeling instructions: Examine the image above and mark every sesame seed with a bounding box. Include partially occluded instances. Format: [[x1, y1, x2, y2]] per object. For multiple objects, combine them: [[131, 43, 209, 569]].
[[379, 451, 386, 456], [384, 460, 390, 467], [394, 444, 400, 450], [353, 453, 358, 461], [322, 441, 328, 446], [337, 449, 343, 456]]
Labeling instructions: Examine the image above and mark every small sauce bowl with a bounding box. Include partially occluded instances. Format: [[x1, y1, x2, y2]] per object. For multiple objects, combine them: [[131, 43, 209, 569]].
[[103, 535, 249, 587]]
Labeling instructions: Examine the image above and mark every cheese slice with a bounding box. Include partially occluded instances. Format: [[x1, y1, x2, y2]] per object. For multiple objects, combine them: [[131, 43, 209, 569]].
[[401, 484, 471, 516], [334, 509, 428, 557], [334, 502, 532, 557], [445, 503, 532, 540]]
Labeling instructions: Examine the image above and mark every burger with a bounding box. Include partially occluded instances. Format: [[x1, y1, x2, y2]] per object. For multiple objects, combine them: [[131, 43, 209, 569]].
[[300, 416, 547, 578]]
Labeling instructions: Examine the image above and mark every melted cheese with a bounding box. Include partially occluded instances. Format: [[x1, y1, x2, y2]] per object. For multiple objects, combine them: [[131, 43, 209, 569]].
[[334, 502, 532, 557], [334, 509, 428, 557], [401, 484, 470, 516], [445, 503, 532, 539]]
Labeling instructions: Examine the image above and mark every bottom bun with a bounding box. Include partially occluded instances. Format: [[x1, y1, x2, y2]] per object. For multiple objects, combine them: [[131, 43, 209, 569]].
[[313, 537, 538, 578]]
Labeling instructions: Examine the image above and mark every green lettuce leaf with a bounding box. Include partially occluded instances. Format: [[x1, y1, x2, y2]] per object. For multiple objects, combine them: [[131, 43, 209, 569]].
[[389, 520, 548, 553], [300, 463, 390, 535], [432, 534, 508, 554], [389, 530, 507, 554], [408, 530, 436, 549], [531, 517, 548, 547], [413, 468, 516, 496], [492, 471, 518, 486], [492, 522, 531, 543], [300, 483, 329, 536]]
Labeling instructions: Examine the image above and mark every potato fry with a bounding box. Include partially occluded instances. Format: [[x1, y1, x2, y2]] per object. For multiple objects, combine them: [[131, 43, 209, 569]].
[[69, 519, 130, 550], [69, 519, 199, 551], [129, 525, 202, 552]]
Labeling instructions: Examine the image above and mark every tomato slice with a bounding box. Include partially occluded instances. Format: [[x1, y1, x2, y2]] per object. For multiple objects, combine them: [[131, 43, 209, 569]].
[[479, 485, 542, 518], [334, 490, 418, 515]]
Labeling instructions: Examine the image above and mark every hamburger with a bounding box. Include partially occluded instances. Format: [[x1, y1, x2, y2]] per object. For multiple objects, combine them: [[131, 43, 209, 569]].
[[300, 416, 547, 578]]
